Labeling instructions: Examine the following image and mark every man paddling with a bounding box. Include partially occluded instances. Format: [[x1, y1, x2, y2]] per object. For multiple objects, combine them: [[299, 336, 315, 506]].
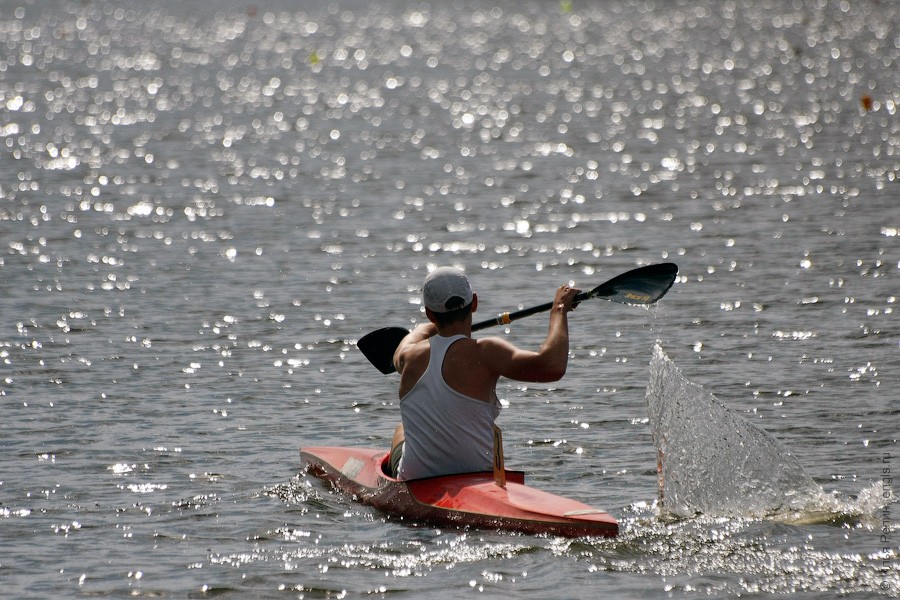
[[389, 266, 580, 480]]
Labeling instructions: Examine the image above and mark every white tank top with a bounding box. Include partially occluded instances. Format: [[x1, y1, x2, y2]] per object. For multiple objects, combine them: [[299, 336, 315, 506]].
[[397, 334, 501, 480]]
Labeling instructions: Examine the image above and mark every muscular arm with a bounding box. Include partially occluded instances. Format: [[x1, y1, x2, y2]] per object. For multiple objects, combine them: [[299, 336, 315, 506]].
[[478, 285, 579, 383]]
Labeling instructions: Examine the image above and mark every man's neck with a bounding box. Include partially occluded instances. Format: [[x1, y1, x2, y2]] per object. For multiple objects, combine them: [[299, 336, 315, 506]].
[[435, 320, 472, 339]]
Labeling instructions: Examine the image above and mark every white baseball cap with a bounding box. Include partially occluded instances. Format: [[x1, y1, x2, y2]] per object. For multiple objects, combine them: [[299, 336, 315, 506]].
[[423, 267, 473, 313]]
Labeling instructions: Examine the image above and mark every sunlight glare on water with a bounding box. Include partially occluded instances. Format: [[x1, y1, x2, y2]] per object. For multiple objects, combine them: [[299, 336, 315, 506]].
[[1, 0, 897, 597]]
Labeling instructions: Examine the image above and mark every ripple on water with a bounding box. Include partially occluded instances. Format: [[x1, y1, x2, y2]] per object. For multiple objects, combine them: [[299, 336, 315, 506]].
[[1, 0, 896, 598]]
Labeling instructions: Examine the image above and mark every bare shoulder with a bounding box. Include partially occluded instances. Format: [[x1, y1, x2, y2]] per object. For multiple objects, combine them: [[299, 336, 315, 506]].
[[393, 323, 436, 373], [395, 338, 430, 373], [474, 335, 518, 356], [474, 336, 526, 371]]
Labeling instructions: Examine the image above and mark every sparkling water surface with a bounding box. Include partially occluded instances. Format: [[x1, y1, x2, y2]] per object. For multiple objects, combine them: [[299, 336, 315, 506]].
[[1, 0, 897, 597]]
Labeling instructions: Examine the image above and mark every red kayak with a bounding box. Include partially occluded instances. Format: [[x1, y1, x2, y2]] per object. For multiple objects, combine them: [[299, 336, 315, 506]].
[[300, 446, 618, 538]]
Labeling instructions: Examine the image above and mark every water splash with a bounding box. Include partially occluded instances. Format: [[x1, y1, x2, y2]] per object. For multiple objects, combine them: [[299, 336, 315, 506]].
[[646, 343, 825, 519]]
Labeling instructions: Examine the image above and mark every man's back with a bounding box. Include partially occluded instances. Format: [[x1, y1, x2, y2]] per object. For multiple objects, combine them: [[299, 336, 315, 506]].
[[397, 335, 500, 480], [398, 335, 501, 402]]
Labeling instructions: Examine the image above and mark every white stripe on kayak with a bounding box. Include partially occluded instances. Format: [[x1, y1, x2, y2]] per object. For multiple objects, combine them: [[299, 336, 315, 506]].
[[340, 457, 366, 480]]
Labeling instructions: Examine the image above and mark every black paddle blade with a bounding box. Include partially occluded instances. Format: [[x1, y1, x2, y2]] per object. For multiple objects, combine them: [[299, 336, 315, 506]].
[[357, 326, 410, 374], [582, 262, 678, 305]]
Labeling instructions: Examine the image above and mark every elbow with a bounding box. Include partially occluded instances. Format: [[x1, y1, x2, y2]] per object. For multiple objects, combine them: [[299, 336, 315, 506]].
[[537, 363, 567, 383], [551, 364, 567, 381]]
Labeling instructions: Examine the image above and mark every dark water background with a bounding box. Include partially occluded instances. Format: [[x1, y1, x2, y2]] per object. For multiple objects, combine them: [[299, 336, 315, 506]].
[[1, 0, 897, 597]]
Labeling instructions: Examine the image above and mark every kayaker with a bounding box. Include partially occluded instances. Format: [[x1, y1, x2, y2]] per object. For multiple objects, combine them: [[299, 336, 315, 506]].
[[389, 266, 580, 480]]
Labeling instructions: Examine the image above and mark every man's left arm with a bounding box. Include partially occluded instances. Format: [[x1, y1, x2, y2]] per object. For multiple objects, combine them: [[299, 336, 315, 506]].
[[393, 323, 437, 373]]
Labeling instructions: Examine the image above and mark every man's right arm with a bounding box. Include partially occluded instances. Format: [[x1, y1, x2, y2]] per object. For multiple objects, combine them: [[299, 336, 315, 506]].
[[479, 285, 579, 383]]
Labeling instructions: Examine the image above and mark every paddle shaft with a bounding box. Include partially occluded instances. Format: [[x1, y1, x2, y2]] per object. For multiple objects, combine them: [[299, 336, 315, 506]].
[[472, 292, 589, 332]]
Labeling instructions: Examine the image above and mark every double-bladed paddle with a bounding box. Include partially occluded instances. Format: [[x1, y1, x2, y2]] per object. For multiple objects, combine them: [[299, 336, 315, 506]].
[[358, 262, 678, 374]]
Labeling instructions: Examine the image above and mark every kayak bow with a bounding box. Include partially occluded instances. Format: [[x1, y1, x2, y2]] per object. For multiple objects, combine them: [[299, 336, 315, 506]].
[[301, 446, 618, 538]]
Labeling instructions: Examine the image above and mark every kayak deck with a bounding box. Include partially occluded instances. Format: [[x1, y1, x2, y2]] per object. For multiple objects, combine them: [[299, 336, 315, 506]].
[[301, 446, 618, 538]]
